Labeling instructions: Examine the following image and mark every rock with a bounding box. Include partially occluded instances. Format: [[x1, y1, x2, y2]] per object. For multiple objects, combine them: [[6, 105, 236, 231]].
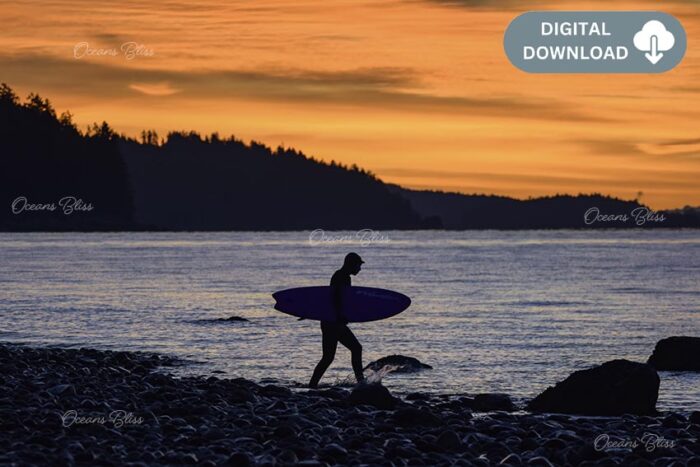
[[312, 387, 349, 400], [473, 393, 515, 412], [216, 316, 249, 322], [47, 384, 74, 396], [436, 430, 461, 451], [5, 342, 695, 467], [321, 443, 348, 459], [260, 384, 292, 398], [406, 392, 430, 401], [363, 355, 432, 373], [391, 407, 442, 427], [528, 359, 659, 415], [690, 411, 700, 424], [527, 456, 555, 466], [648, 336, 700, 371], [273, 424, 296, 439], [277, 449, 298, 463], [500, 453, 522, 465], [227, 452, 251, 466], [662, 413, 687, 428], [255, 454, 277, 465], [347, 383, 397, 410]]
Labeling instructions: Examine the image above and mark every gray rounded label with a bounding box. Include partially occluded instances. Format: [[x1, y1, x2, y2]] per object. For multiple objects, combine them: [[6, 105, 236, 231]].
[[504, 11, 686, 73]]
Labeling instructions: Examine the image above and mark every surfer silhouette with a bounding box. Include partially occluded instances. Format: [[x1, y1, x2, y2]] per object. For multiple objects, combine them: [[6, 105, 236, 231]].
[[309, 252, 365, 388]]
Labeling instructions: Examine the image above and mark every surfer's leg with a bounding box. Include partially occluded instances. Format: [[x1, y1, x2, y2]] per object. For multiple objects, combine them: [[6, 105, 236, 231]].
[[338, 325, 364, 384], [309, 323, 339, 388]]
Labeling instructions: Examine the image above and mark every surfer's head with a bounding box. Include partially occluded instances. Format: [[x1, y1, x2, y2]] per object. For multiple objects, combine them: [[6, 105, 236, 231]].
[[343, 252, 364, 275]]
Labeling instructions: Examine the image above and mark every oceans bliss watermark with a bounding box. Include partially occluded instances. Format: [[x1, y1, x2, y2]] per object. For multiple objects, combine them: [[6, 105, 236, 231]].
[[594, 433, 677, 452], [584, 207, 666, 226], [73, 42, 154, 60], [61, 410, 143, 428], [309, 229, 390, 246], [11, 196, 94, 215]]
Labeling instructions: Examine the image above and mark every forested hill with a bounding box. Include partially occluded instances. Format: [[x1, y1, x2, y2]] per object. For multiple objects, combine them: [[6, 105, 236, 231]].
[[1, 84, 698, 231], [392, 188, 700, 229], [118, 135, 419, 230], [0, 84, 418, 230]]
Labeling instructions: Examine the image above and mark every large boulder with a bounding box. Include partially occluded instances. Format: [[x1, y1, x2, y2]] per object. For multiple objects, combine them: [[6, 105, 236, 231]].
[[648, 336, 700, 371], [363, 355, 432, 373], [527, 359, 659, 416]]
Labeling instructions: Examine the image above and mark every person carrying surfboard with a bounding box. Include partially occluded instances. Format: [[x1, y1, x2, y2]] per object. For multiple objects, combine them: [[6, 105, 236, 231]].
[[309, 252, 366, 388]]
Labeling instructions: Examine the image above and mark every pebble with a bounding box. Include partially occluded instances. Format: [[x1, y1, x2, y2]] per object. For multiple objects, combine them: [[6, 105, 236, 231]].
[[1, 343, 696, 467], [436, 430, 461, 451]]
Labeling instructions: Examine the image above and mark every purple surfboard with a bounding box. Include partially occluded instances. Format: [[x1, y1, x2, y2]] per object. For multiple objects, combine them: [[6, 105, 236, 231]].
[[272, 286, 411, 323]]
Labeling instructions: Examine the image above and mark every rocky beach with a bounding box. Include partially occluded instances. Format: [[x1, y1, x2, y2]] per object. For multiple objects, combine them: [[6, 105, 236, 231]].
[[1, 343, 699, 466]]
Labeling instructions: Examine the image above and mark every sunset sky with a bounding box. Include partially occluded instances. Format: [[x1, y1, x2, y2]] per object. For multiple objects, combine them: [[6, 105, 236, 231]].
[[1, 0, 699, 209]]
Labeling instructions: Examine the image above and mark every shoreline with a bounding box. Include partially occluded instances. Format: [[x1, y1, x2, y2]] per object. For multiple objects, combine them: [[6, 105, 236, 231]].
[[2, 342, 699, 466]]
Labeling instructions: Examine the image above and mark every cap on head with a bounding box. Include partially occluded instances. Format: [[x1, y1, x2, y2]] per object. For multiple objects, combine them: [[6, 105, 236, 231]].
[[344, 252, 364, 267]]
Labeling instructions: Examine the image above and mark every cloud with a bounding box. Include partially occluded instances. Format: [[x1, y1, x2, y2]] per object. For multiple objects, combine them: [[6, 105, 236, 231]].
[[425, 0, 544, 10], [575, 138, 700, 159], [379, 167, 601, 185], [0, 52, 603, 122], [129, 81, 182, 96], [574, 139, 646, 157], [658, 137, 700, 147], [639, 139, 700, 157]]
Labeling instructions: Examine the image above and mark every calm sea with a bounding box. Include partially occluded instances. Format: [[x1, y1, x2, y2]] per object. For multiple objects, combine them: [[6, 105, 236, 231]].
[[1, 230, 698, 412]]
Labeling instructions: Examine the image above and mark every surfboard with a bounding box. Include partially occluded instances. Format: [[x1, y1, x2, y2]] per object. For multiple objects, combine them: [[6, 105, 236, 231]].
[[272, 286, 411, 323]]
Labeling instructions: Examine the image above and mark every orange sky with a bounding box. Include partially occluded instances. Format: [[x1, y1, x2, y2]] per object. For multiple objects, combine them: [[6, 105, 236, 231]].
[[1, 0, 699, 209]]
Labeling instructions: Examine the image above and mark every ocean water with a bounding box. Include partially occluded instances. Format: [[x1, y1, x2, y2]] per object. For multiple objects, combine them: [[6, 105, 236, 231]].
[[0, 230, 698, 412]]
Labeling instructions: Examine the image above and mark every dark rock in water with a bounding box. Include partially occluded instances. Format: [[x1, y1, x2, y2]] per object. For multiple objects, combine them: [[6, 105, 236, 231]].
[[347, 383, 397, 409], [472, 393, 515, 412], [648, 336, 700, 371], [216, 316, 249, 322], [528, 359, 659, 415], [363, 355, 432, 373]]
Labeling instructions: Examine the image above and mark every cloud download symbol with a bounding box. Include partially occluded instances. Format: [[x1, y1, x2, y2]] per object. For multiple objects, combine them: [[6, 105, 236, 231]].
[[634, 20, 675, 65]]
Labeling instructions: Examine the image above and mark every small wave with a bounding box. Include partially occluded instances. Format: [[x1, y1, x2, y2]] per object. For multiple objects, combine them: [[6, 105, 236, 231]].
[[185, 316, 250, 325], [508, 300, 589, 307], [610, 287, 700, 296]]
